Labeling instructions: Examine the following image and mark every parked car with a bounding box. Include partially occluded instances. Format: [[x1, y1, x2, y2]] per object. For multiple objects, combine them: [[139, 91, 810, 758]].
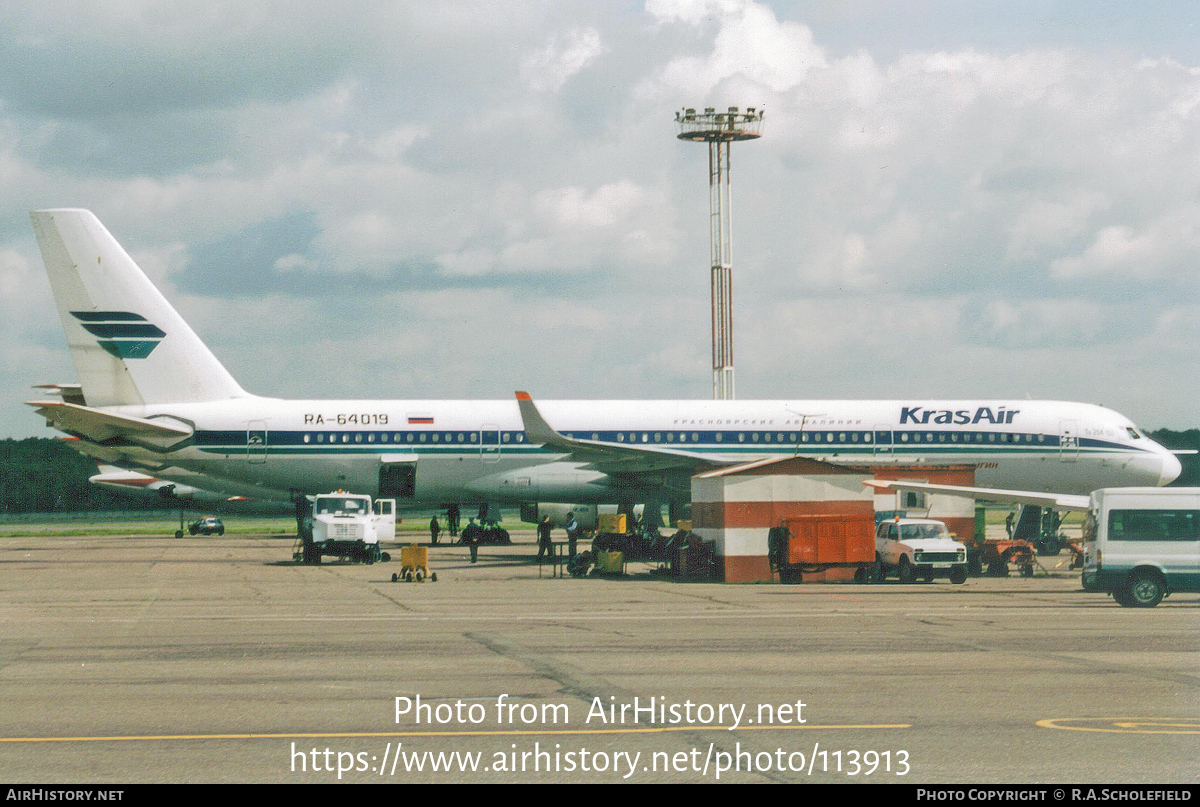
[[186, 516, 224, 536], [875, 518, 968, 583]]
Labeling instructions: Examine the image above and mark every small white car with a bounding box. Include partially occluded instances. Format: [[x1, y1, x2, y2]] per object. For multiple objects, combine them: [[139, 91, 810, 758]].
[[875, 518, 968, 584]]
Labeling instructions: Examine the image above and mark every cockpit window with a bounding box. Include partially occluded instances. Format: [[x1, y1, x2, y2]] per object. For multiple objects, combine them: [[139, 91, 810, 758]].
[[1126, 427, 1141, 440]]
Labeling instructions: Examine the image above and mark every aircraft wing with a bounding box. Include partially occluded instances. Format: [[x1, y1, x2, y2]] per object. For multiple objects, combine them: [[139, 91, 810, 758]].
[[26, 400, 193, 449], [865, 479, 1092, 511], [515, 391, 722, 474]]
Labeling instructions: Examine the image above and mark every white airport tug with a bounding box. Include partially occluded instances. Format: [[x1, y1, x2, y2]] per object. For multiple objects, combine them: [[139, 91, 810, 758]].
[[297, 491, 395, 565]]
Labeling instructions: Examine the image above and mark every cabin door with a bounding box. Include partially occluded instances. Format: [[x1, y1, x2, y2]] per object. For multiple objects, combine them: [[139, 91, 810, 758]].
[[247, 420, 268, 464], [1059, 420, 1079, 462]]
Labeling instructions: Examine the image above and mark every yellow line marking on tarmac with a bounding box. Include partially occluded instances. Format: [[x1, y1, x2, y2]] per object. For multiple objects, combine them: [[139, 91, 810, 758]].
[[0, 724, 909, 744], [1037, 717, 1200, 735]]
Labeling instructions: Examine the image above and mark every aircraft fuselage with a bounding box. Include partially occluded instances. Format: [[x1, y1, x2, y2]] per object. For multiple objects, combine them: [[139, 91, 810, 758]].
[[99, 396, 1179, 507]]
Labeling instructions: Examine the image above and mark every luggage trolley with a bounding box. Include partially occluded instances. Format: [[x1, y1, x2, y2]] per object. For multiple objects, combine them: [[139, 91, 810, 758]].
[[392, 544, 437, 582]]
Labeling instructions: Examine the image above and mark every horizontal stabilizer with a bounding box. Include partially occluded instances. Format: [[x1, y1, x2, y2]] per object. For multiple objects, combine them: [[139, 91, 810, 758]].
[[865, 479, 1092, 511], [27, 400, 193, 449]]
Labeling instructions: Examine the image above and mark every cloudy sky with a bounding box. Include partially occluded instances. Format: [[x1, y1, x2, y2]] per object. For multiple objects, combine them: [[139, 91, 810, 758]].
[[3, 0, 1200, 439]]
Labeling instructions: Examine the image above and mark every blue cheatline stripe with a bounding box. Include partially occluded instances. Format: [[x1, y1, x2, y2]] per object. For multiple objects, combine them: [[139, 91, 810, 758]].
[[189, 428, 1148, 458], [70, 310, 148, 322]]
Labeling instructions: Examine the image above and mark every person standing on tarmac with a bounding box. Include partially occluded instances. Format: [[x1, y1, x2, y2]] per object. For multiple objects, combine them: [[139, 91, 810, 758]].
[[429, 515, 441, 545], [462, 517, 481, 563], [537, 515, 553, 562], [565, 511, 580, 559]]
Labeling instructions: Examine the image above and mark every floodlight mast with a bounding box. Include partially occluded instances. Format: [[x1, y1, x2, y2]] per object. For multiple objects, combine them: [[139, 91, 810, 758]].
[[675, 106, 763, 400]]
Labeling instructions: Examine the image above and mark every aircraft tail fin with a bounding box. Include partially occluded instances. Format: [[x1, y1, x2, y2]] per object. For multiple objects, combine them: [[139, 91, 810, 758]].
[[30, 209, 249, 406]]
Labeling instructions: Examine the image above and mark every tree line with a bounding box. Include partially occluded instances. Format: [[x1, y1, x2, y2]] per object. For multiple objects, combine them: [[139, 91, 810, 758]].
[[1, 430, 1198, 514], [0, 438, 158, 514], [1145, 429, 1200, 486]]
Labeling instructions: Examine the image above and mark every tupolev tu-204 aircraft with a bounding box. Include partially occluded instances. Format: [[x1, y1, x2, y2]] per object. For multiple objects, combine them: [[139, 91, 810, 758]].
[[25, 209, 1181, 517]]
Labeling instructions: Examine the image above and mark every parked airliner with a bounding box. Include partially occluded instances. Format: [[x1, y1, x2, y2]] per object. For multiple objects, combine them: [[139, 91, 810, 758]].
[[26, 209, 1181, 513]]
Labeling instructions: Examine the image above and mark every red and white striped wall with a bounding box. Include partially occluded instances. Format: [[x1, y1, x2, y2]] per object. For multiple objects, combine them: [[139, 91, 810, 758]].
[[692, 457, 875, 583]]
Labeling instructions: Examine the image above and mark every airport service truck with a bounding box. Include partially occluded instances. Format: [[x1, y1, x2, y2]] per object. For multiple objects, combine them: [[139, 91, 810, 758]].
[[875, 517, 969, 584], [298, 491, 395, 564]]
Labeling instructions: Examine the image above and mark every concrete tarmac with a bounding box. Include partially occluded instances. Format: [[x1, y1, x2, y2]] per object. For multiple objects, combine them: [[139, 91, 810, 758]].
[[0, 530, 1196, 783]]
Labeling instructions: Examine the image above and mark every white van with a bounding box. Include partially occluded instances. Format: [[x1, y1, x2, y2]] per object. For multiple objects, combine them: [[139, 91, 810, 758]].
[[1082, 487, 1200, 607]]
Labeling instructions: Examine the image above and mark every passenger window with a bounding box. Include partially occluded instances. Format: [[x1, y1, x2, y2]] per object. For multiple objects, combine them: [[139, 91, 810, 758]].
[[1108, 509, 1200, 541]]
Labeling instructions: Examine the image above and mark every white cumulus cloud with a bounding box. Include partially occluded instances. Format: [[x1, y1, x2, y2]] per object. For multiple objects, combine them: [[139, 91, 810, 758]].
[[521, 28, 605, 92]]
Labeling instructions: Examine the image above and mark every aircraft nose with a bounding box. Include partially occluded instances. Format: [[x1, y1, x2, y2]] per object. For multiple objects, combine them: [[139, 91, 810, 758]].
[[1160, 451, 1182, 486]]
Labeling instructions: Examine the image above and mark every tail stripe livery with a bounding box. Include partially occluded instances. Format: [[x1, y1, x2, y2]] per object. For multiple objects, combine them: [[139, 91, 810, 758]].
[[30, 209, 248, 407], [71, 312, 167, 359], [70, 311, 149, 321]]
